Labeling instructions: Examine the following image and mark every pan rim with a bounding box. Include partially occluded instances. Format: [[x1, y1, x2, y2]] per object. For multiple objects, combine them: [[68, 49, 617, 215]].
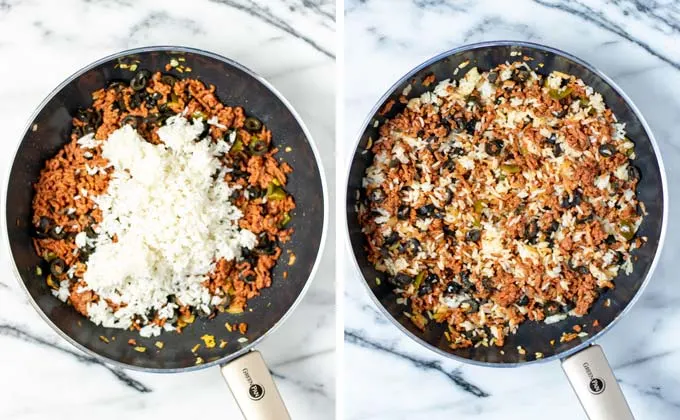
[[2, 45, 329, 373], [344, 39, 668, 368]]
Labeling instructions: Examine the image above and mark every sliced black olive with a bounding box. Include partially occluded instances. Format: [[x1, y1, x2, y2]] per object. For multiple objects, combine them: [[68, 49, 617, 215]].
[[106, 80, 126, 90], [425, 273, 439, 285], [466, 229, 481, 242], [383, 232, 400, 246], [524, 220, 539, 243], [160, 74, 178, 87], [466, 95, 481, 108], [243, 273, 256, 283], [38, 216, 54, 233], [121, 115, 141, 128], [545, 133, 557, 145], [598, 144, 616, 157], [418, 283, 433, 296], [445, 282, 461, 295], [485, 139, 504, 156], [560, 189, 582, 209], [561, 301, 575, 313], [605, 235, 616, 245], [461, 299, 479, 313], [465, 119, 478, 135], [85, 225, 97, 239], [627, 164, 641, 182], [616, 251, 626, 265], [451, 147, 465, 156], [130, 70, 150, 91], [246, 186, 263, 199], [517, 295, 529, 306], [244, 117, 263, 133], [48, 226, 66, 240], [443, 225, 456, 237], [248, 137, 269, 156], [416, 204, 435, 218], [241, 248, 258, 267], [512, 69, 530, 83], [553, 143, 563, 157], [397, 205, 410, 220], [256, 234, 277, 255], [406, 238, 421, 255], [388, 273, 413, 288], [487, 71, 498, 84], [49, 258, 66, 277]]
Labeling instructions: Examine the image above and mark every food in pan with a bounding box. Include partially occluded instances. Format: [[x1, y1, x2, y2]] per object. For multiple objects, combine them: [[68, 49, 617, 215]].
[[32, 70, 295, 337], [359, 61, 646, 349]]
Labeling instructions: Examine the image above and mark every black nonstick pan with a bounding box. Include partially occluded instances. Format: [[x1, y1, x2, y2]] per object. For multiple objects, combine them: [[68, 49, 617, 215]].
[[4, 46, 327, 420], [345, 41, 667, 420]]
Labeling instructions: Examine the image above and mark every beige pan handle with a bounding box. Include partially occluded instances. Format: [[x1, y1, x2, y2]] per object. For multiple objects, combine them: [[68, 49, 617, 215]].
[[221, 350, 292, 420], [562, 345, 634, 420]]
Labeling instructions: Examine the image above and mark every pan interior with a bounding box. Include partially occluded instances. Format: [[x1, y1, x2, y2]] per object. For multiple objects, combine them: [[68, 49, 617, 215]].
[[6, 48, 325, 371], [346, 43, 665, 365]]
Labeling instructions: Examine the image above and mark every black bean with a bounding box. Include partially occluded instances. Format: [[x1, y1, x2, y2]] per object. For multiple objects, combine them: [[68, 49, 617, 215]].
[[467, 95, 481, 108], [512, 69, 530, 83], [406, 238, 421, 255], [369, 189, 385, 203], [575, 265, 589, 275], [554, 107, 568, 118], [545, 220, 560, 235], [517, 295, 529, 306], [598, 144, 616, 157], [418, 283, 433, 296], [627, 164, 641, 182], [466, 229, 481, 242], [605, 235, 616, 245], [451, 147, 465, 156], [545, 133, 557, 144], [443, 225, 456, 237], [553, 143, 563, 157], [49, 258, 66, 277], [465, 119, 478, 135], [524, 219, 539, 243], [396, 205, 410, 220], [460, 270, 473, 289], [130, 70, 150, 91], [425, 273, 439, 285], [576, 213, 594, 224], [445, 282, 461, 295], [560, 189, 582, 209], [487, 71, 498, 84], [129, 92, 144, 109], [616, 251, 626, 265], [388, 273, 413, 288], [416, 204, 435, 218], [383, 232, 400, 246], [485, 139, 504, 156], [38, 216, 53, 233]]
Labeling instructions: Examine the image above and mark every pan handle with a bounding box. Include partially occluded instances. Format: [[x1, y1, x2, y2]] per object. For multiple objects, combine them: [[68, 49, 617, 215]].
[[561, 344, 634, 420], [220, 350, 292, 420]]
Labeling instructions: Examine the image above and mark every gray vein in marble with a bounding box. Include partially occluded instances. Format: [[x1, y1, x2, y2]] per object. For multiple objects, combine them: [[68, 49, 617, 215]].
[[410, 0, 470, 12], [298, 0, 334, 21], [272, 370, 330, 398], [83, 0, 133, 7], [610, 0, 680, 33], [615, 348, 680, 370], [463, 17, 540, 42], [533, 0, 680, 70], [0, 324, 151, 393], [271, 347, 334, 369], [208, 0, 334, 59], [620, 380, 680, 410], [129, 12, 205, 39], [345, 329, 489, 397]]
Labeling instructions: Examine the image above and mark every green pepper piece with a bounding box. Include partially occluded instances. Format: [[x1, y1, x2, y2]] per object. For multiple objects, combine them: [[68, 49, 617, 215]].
[[501, 164, 520, 174], [619, 220, 636, 241], [267, 183, 287, 201], [279, 212, 292, 227], [414, 271, 426, 289], [192, 111, 206, 120], [579, 98, 589, 107], [549, 87, 572, 100], [473, 200, 486, 214], [230, 138, 244, 154]]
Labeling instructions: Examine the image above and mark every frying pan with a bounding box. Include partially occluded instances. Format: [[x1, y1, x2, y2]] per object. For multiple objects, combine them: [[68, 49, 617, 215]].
[[345, 41, 667, 419], [3, 46, 327, 420]]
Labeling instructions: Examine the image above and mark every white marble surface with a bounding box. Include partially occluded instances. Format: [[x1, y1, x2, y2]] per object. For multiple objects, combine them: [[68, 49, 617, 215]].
[[342, 1, 680, 419], [0, 1, 335, 419]]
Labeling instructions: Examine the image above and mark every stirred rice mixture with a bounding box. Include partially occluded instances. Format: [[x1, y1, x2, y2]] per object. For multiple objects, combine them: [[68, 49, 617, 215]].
[[359, 61, 646, 349], [32, 70, 295, 337]]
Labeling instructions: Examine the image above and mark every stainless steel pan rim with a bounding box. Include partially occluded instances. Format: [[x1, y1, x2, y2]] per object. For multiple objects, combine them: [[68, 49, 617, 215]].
[[344, 39, 668, 368], [2, 45, 329, 373]]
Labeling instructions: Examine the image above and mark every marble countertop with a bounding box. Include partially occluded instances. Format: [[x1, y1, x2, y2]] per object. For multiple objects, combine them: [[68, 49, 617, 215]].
[[342, 1, 680, 419], [0, 1, 335, 419]]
